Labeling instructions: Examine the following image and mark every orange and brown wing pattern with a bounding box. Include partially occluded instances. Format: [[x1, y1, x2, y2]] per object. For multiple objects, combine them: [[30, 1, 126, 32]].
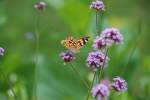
[[61, 36, 90, 53]]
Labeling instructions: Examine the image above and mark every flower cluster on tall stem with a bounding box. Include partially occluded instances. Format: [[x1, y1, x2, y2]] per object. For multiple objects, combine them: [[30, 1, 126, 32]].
[[112, 76, 127, 92], [86, 0, 127, 100], [90, 0, 105, 11], [91, 83, 110, 100], [33, 1, 47, 99], [87, 51, 109, 71], [60, 51, 76, 64], [59, 0, 128, 100], [93, 28, 123, 50], [34, 1, 46, 11]]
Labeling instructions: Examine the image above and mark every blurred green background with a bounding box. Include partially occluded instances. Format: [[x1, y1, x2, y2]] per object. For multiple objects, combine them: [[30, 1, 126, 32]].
[[0, 0, 150, 100]]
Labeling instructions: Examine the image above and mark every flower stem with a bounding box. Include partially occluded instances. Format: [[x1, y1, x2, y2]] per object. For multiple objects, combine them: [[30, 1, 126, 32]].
[[98, 48, 109, 81], [34, 12, 40, 100], [86, 71, 96, 100], [96, 12, 99, 34], [69, 63, 89, 89]]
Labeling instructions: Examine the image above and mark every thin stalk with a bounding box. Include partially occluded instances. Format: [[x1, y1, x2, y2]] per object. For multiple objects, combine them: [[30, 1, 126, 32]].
[[98, 48, 109, 81], [86, 72, 96, 100], [69, 63, 89, 89], [96, 12, 99, 34], [34, 12, 40, 100], [97, 67, 103, 83]]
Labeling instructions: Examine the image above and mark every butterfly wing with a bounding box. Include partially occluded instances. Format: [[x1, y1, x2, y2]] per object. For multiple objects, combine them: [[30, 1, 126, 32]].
[[61, 36, 90, 53], [61, 37, 80, 53]]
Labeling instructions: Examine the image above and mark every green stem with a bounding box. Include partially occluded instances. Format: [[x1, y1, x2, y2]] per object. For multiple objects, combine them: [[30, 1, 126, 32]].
[[34, 12, 40, 100], [98, 48, 109, 81], [69, 63, 89, 89], [86, 72, 96, 100], [96, 12, 99, 34]]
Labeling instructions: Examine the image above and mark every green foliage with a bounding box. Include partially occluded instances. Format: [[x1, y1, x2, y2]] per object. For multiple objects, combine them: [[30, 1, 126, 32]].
[[0, 0, 150, 100]]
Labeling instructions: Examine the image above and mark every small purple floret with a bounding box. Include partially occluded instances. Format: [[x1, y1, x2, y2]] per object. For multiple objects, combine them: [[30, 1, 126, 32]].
[[0, 47, 5, 56], [101, 28, 123, 44], [91, 83, 110, 100], [60, 51, 75, 63], [87, 51, 109, 71], [90, 0, 105, 11], [34, 1, 46, 10], [112, 76, 127, 92]]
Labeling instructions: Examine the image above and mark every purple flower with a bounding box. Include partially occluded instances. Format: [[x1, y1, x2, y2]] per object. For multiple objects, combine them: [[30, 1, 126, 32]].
[[101, 28, 123, 44], [92, 36, 113, 50], [87, 51, 109, 71], [60, 51, 75, 63], [90, 0, 105, 11], [91, 83, 110, 100], [112, 76, 127, 92], [0, 47, 4, 56], [34, 1, 46, 10]]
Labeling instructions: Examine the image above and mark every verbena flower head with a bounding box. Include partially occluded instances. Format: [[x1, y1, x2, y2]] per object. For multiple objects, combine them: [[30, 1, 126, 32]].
[[93, 36, 113, 50], [87, 51, 109, 71], [60, 51, 75, 63], [0, 47, 5, 56], [34, 1, 46, 11], [90, 0, 105, 11], [91, 83, 110, 100], [101, 28, 123, 44], [112, 76, 127, 92]]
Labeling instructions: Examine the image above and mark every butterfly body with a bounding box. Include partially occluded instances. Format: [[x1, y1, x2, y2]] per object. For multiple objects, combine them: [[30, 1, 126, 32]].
[[61, 36, 90, 53]]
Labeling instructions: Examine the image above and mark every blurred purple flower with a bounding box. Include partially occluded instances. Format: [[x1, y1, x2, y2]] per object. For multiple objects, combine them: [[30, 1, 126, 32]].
[[87, 51, 109, 71], [91, 83, 110, 100], [25, 32, 34, 40], [112, 76, 127, 92], [101, 28, 123, 44], [0, 47, 4, 56], [92, 36, 113, 50], [34, 1, 46, 11], [90, 0, 105, 11], [60, 51, 75, 63]]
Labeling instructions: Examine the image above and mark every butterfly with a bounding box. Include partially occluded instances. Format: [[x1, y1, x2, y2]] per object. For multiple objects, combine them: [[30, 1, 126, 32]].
[[61, 36, 90, 53]]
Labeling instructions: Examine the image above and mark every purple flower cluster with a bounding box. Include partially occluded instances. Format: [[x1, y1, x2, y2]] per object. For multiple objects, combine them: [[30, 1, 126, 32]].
[[91, 83, 110, 100], [60, 51, 75, 63], [93, 36, 112, 50], [101, 28, 123, 44], [87, 51, 109, 71], [0, 47, 4, 56], [91, 77, 127, 100], [112, 76, 127, 92], [93, 28, 123, 50], [34, 1, 46, 11], [90, 0, 105, 11]]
